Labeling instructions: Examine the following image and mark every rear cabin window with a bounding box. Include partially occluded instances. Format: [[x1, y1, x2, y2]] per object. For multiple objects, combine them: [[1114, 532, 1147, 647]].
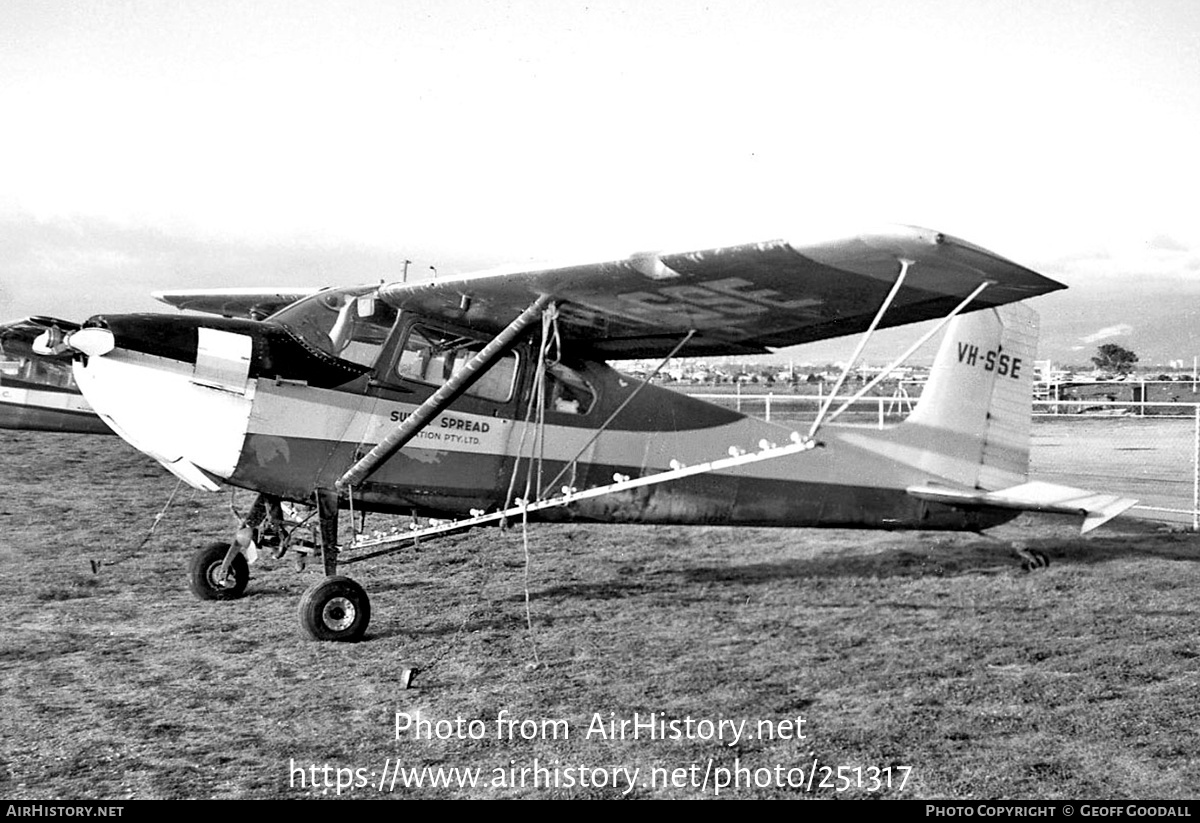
[[396, 326, 518, 403], [545, 362, 595, 415]]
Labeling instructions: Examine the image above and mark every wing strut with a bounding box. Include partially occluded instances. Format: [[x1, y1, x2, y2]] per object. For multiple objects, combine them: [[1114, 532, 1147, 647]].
[[808, 259, 913, 437], [335, 294, 554, 491], [820, 280, 990, 428]]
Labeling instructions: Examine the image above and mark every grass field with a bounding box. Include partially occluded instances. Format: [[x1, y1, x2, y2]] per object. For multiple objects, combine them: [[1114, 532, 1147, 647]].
[[2, 430, 1199, 799]]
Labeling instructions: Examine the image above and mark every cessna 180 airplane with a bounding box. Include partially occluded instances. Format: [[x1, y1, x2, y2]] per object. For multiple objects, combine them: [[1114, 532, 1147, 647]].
[[26, 225, 1137, 642]]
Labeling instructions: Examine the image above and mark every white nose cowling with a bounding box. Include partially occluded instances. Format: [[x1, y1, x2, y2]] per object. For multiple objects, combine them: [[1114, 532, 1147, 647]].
[[69, 325, 252, 494]]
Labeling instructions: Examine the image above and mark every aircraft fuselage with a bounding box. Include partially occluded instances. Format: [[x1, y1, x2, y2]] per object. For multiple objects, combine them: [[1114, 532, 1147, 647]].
[[68, 296, 1011, 533]]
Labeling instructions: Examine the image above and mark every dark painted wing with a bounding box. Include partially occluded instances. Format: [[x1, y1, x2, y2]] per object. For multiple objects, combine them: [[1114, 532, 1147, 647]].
[[153, 288, 323, 320], [378, 226, 1065, 358]]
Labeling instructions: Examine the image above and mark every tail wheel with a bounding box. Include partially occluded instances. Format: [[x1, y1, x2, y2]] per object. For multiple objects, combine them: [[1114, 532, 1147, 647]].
[[1017, 548, 1051, 572], [299, 575, 371, 642], [188, 541, 249, 601]]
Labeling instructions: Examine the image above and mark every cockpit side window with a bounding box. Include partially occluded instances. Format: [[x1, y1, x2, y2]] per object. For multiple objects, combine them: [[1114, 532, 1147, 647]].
[[272, 288, 398, 369], [329, 294, 398, 367], [396, 325, 518, 403]]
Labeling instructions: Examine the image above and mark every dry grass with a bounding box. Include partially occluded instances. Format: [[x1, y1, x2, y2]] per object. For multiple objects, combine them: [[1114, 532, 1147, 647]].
[[2, 432, 1199, 799]]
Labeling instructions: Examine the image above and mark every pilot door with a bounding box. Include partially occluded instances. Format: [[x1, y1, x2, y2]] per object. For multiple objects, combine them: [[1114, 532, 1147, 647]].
[[237, 286, 406, 501], [360, 316, 525, 517]]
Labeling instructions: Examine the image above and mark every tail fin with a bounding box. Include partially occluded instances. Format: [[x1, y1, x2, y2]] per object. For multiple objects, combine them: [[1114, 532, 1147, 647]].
[[899, 303, 1137, 532], [901, 303, 1038, 490]]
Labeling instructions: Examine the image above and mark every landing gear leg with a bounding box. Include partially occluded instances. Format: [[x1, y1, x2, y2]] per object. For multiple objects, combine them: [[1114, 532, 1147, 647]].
[[299, 488, 372, 641], [316, 487, 340, 576]]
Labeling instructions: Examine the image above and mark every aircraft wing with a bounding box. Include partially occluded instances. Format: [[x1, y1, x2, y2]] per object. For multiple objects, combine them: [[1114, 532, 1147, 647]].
[[377, 225, 1066, 358], [153, 287, 323, 320], [907, 481, 1139, 534]]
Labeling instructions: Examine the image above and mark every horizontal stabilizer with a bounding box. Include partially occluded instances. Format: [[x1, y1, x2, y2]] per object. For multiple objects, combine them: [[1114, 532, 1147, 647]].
[[907, 481, 1138, 535]]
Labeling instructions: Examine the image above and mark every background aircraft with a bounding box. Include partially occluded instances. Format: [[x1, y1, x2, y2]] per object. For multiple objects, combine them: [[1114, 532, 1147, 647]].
[[0, 318, 110, 435]]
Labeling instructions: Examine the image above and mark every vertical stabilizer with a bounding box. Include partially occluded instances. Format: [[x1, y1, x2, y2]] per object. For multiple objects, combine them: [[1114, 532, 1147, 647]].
[[900, 303, 1038, 490]]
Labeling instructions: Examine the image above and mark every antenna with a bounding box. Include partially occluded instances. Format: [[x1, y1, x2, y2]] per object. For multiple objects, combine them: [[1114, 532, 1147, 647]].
[[401, 260, 412, 282]]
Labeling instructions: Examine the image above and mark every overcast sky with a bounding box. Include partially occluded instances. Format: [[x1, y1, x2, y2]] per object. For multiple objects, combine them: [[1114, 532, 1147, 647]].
[[2, 0, 1198, 360]]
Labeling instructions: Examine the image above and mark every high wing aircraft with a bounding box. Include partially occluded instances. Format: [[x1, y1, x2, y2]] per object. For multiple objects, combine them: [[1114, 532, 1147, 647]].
[[26, 225, 1137, 642], [0, 318, 111, 435]]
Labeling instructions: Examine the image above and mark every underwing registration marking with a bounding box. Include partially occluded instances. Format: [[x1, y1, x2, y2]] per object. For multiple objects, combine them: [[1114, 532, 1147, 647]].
[[615, 277, 823, 325]]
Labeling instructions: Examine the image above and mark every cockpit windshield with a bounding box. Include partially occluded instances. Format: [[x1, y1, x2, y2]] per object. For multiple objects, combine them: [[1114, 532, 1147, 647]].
[[269, 286, 398, 369]]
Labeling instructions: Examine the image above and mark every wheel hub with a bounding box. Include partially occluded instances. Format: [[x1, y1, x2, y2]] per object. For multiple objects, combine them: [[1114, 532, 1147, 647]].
[[206, 562, 233, 589], [322, 597, 356, 631]]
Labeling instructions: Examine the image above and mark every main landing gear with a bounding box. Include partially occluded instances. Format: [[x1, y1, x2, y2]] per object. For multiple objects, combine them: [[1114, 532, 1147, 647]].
[[298, 576, 371, 642], [295, 488, 371, 642], [185, 489, 373, 642]]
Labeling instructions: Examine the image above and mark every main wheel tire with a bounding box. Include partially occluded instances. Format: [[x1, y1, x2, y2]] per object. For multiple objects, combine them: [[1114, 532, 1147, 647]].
[[298, 575, 371, 642], [188, 541, 249, 601]]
